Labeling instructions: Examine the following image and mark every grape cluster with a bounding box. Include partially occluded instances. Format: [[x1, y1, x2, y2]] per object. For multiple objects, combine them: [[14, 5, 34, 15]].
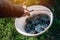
[[25, 14, 50, 34]]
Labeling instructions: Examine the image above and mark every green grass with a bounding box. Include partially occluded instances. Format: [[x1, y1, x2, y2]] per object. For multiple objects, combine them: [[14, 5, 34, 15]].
[[0, 0, 60, 40]]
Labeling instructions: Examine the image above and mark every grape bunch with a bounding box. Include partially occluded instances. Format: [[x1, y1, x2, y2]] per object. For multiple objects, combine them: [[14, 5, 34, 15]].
[[25, 14, 50, 34]]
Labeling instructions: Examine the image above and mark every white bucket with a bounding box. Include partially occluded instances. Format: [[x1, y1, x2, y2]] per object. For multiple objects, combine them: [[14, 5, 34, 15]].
[[15, 5, 53, 36]]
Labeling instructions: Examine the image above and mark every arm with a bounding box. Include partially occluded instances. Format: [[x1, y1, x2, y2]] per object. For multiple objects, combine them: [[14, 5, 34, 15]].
[[0, 0, 24, 17]]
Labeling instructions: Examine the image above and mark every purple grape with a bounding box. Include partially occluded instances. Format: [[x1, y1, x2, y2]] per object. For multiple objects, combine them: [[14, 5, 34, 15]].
[[35, 24, 44, 33], [32, 19, 39, 25]]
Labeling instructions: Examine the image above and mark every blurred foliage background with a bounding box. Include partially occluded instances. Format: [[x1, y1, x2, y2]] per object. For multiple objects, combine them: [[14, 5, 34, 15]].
[[0, 0, 60, 40]]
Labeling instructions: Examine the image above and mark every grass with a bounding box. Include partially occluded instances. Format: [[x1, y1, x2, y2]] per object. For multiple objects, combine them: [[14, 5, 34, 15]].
[[0, 0, 60, 40]]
